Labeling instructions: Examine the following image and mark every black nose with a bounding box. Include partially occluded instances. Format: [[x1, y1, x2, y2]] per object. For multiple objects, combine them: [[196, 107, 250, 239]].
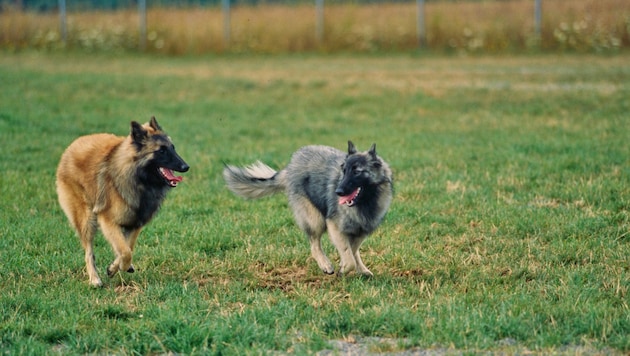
[[335, 188, 344, 196], [180, 163, 190, 173]]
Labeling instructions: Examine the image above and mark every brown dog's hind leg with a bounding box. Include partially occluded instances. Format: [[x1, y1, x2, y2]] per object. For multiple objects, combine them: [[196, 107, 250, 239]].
[[80, 213, 102, 287], [57, 181, 103, 287], [82, 216, 102, 287]]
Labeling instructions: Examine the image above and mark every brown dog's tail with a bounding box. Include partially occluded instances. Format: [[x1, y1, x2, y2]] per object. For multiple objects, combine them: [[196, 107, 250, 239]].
[[223, 161, 286, 199]]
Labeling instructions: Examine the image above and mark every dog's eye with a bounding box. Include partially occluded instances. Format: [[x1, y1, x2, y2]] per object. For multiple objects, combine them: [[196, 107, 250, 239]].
[[158, 147, 167, 154]]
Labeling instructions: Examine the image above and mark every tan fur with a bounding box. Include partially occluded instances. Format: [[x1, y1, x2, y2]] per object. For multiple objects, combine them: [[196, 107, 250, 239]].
[[56, 118, 186, 287]]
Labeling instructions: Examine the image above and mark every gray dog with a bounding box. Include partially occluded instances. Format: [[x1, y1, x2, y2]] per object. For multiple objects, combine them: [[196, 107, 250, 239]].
[[223, 141, 393, 276]]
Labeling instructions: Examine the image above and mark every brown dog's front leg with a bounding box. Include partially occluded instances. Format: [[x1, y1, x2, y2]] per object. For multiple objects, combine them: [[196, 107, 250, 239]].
[[98, 214, 133, 278]]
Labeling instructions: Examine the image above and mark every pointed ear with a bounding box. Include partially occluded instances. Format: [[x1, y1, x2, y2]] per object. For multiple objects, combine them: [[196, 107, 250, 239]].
[[149, 116, 162, 132], [131, 121, 147, 144], [347, 140, 357, 155], [368, 143, 377, 158]]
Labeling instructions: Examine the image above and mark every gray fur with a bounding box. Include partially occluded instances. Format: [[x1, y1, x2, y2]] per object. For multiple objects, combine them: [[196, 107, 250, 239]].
[[223, 141, 393, 276]]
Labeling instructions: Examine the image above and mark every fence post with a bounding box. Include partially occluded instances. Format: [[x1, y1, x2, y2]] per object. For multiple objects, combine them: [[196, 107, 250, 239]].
[[315, 0, 324, 43], [416, 0, 425, 48], [138, 0, 147, 51], [58, 0, 67, 45], [534, 0, 542, 43], [222, 0, 231, 48]]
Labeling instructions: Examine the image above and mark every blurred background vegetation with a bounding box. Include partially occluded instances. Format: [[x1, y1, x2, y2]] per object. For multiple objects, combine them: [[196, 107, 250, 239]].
[[1, 0, 629, 54]]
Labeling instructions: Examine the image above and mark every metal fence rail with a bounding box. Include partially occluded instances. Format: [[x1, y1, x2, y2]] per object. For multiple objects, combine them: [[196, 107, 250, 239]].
[[48, 0, 545, 50]]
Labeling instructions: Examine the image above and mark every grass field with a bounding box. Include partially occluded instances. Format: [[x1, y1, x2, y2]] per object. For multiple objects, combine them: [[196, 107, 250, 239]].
[[0, 52, 629, 354]]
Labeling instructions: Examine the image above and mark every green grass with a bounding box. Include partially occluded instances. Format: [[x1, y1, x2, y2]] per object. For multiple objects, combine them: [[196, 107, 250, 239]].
[[0, 51, 629, 354]]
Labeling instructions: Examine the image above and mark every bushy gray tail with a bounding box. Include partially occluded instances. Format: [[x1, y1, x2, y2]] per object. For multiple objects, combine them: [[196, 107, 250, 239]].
[[223, 161, 286, 199]]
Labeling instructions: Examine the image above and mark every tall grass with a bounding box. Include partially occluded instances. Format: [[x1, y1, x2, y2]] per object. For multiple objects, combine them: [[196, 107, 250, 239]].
[[1, 0, 629, 54]]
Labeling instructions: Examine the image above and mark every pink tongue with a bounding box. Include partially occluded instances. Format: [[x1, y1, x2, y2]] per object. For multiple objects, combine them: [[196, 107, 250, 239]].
[[338, 188, 359, 205], [161, 168, 183, 183]]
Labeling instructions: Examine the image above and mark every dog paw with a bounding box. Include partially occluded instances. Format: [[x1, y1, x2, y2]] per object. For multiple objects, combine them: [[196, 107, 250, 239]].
[[315, 259, 335, 275], [90, 277, 103, 288], [357, 265, 373, 278], [321, 264, 335, 274], [106, 264, 117, 278], [338, 263, 355, 276], [359, 270, 374, 278]]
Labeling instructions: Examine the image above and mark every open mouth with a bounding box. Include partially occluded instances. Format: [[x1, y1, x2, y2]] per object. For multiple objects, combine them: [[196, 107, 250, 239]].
[[338, 187, 361, 207], [159, 167, 184, 187]]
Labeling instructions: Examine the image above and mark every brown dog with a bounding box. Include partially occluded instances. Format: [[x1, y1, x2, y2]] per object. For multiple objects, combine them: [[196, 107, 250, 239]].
[[56, 117, 189, 287]]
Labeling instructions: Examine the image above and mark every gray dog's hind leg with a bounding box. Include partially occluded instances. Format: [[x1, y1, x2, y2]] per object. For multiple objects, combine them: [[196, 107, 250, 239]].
[[309, 233, 334, 274], [289, 195, 335, 274]]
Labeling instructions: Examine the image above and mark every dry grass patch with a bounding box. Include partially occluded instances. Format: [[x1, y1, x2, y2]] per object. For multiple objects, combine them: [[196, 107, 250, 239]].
[[2, 0, 629, 53]]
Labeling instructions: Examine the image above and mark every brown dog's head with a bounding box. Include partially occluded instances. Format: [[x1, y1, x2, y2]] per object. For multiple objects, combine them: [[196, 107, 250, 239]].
[[131, 116, 189, 187]]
